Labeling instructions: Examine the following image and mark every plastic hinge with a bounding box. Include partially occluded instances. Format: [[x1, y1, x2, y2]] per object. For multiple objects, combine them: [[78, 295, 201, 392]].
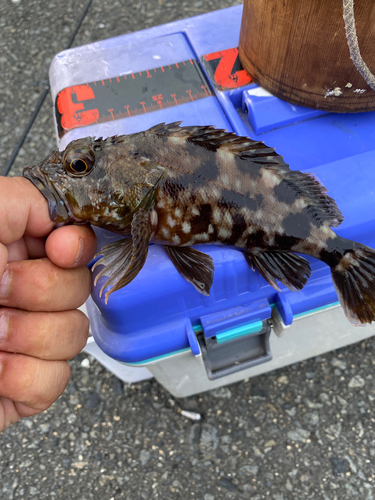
[[274, 293, 293, 326], [186, 320, 201, 356], [200, 298, 272, 339], [242, 86, 326, 135]]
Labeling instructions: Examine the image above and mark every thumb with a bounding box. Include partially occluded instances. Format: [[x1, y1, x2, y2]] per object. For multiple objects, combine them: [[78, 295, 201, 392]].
[[0, 176, 54, 276]]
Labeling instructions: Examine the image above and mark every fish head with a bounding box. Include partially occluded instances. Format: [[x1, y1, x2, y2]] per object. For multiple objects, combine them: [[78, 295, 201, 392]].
[[23, 135, 163, 230]]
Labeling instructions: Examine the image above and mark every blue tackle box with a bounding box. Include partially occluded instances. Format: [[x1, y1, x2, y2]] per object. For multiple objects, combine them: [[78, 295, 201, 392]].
[[50, 6, 375, 396]]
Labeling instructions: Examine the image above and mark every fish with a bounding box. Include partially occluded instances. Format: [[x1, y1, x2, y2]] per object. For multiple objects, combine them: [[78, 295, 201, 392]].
[[23, 122, 375, 325]]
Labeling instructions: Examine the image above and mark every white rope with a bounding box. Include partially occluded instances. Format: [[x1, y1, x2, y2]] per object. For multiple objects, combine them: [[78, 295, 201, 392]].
[[342, 0, 375, 91]]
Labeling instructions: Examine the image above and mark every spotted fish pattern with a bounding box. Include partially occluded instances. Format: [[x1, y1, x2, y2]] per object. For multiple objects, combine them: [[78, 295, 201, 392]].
[[23, 122, 375, 325]]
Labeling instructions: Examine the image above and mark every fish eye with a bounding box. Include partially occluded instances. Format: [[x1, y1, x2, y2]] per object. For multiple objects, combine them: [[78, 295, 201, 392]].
[[70, 158, 89, 173], [63, 147, 95, 177]]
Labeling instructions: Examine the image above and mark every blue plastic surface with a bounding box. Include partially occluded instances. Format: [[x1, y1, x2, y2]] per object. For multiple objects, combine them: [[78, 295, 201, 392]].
[[242, 88, 326, 135], [51, 6, 375, 363]]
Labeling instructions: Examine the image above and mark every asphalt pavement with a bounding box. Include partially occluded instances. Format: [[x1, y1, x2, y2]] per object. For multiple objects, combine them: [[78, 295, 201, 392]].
[[1, 1, 375, 499]]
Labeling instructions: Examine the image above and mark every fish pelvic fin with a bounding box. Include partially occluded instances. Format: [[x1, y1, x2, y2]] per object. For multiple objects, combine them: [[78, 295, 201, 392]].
[[164, 246, 215, 296], [92, 208, 152, 303], [244, 251, 311, 292], [323, 237, 375, 325]]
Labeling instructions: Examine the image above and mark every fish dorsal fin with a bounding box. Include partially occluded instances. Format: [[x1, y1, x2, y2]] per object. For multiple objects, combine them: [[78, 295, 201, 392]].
[[145, 122, 289, 169], [145, 123, 343, 228], [270, 169, 344, 228]]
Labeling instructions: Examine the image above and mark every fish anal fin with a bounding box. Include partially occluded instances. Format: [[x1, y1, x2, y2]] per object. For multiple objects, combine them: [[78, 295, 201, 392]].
[[244, 251, 311, 292], [164, 246, 215, 296], [93, 209, 151, 303]]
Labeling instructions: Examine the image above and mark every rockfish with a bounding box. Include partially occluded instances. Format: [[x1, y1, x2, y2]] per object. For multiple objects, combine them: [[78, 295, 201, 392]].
[[23, 122, 375, 325]]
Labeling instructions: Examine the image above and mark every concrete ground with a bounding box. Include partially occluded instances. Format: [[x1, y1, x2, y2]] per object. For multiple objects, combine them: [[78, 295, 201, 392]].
[[1, 1, 375, 499]]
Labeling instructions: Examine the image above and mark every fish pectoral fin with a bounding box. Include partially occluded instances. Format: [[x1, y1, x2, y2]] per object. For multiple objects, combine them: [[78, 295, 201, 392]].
[[244, 251, 311, 292], [92, 208, 151, 303], [164, 246, 215, 296], [92, 237, 133, 287]]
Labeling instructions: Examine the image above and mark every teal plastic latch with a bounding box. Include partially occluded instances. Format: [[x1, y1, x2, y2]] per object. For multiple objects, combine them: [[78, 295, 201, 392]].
[[216, 320, 263, 344], [200, 299, 272, 340], [197, 302, 273, 380]]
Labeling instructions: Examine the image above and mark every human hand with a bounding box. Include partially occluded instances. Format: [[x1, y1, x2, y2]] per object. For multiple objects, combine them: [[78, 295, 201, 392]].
[[0, 177, 97, 432]]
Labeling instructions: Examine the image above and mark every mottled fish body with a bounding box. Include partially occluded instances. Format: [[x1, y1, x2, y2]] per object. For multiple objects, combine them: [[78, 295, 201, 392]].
[[24, 122, 375, 325]]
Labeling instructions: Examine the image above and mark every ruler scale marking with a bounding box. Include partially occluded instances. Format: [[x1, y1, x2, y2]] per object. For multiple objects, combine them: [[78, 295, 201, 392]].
[[56, 58, 214, 137]]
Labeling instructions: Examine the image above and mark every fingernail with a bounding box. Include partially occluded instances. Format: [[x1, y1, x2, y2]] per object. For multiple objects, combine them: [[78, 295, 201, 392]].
[[0, 312, 8, 343], [0, 267, 11, 299], [74, 238, 85, 266]]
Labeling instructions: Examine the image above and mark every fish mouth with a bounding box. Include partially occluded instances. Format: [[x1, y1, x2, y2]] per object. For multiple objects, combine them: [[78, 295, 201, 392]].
[[23, 165, 84, 227]]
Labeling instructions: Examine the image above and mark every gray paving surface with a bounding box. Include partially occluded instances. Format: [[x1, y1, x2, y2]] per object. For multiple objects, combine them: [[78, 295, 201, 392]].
[[1, 1, 375, 499]]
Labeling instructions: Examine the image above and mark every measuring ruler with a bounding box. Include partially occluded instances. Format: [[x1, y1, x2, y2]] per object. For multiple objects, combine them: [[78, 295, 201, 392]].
[[56, 59, 212, 138], [55, 48, 252, 137]]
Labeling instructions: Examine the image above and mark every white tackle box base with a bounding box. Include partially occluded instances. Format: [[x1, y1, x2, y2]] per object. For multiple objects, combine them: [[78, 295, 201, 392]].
[[81, 304, 375, 398]]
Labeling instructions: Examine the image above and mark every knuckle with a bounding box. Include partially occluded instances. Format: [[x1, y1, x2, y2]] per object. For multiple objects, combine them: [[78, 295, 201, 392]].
[[73, 270, 92, 308], [80, 267, 92, 292], [33, 362, 70, 409], [79, 313, 90, 346], [68, 311, 90, 356], [35, 315, 56, 358], [78, 310, 90, 335], [29, 260, 59, 305]]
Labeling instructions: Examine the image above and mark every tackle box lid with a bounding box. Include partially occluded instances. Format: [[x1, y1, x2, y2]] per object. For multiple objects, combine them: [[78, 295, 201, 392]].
[[49, 6, 375, 371]]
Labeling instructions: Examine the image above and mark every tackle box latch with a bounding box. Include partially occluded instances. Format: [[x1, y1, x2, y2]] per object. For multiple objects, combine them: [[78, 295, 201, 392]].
[[196, 299, 272, 380]]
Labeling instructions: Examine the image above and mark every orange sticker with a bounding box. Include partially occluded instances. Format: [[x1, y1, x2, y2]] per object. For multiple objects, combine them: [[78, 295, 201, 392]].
[[202, 47, 252, 90], [56, 85, 99, 132]]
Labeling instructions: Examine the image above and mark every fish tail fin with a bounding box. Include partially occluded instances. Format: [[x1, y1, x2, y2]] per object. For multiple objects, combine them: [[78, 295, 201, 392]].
[[325, 237, 375, 325]]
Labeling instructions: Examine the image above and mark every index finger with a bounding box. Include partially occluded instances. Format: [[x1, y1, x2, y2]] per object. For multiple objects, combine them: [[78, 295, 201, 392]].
[[0, 258, 91, 311]]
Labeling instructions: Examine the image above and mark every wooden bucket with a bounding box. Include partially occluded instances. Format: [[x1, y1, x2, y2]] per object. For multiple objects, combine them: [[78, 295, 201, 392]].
[[238, 0, 375, 112]]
